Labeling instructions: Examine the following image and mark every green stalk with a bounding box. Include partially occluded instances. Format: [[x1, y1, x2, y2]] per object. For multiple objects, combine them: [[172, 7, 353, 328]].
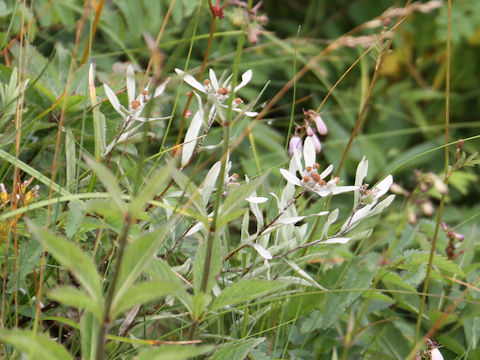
[[413, 0, 452, 349], [96, 215, 132, 360]]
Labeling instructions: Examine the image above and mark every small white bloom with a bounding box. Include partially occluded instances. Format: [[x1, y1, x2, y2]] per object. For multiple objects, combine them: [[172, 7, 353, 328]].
[[175, 68, 257, 117], [341, 157, 394, 232], [279, 137, 358, 197], [103, 64, 170, 123]]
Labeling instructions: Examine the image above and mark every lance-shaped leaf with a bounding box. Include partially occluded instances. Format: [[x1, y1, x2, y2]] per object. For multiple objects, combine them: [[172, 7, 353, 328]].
[[210, 279, 287, 311], [111, 281, 182, 318], [28, 220, 102, 303], [84, 156, 126, 213], [49, 286, 102, 320], [112, 221, 175, 314], [128, 160, 174, 215], [81, 312, 100, 360], [210, 338, 264, 360], [134, 345, 215, 360], [182, 92, 204, 167], [0, 329, 74, 360]]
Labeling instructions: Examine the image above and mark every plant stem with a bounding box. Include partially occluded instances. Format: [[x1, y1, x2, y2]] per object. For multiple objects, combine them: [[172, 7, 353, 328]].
[[413, 0, 452, 349], [96, 215, 132, 360]]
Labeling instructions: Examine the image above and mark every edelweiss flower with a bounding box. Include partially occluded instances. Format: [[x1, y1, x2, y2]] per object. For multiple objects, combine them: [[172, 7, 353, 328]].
[[175, 68, 257, 117], [280, 136, 357, 197], [340, 156, 394, 232], [103, 64, 170, 123]]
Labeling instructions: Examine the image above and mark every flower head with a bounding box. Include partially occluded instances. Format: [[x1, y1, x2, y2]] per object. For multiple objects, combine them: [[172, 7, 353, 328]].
[[103, 64, 170, 123], [175, 68, 257, 117], [289, 135, 302, 156], [341, 156, 394, 232], [280, 137, 357, 197]]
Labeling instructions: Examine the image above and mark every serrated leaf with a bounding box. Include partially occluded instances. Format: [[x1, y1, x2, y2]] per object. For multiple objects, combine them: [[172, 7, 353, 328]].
[[209, 338, 265, 360], [0, 329, 73, 360], [28, 220, 102, 303], [210, 279, 287, 311]]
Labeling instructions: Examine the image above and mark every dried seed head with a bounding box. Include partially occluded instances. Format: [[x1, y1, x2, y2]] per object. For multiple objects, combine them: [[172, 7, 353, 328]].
[[312, 173, 321, 182], [305, 166, 312, 172], [313, 163, 320, 169], [303, 176, 310, 182], [234, 97, 243, 104]]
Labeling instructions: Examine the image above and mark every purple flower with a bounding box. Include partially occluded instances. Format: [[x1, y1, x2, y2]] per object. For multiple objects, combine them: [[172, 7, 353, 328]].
[[289, 136, 302, 156], [306, 126, 314, 136], [314, 114, 328, 135]]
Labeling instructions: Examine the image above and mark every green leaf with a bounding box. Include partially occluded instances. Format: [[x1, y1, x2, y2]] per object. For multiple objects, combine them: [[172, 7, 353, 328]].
[[209, 338, 265, 360], [65, 128, 76, 189], [64, 201, 85, 238], [170, 167, 208, 224], [81, 312, 100, 360], [48, 286, 102, 320], [218, 174, 267, 228], [210, 279, 288, 311], [111, 281, 180, 318], [134, 344, 215, 360], [0, 148, 71, 197], [128, 160, 174, 215], [0, 329, 74, 360], [84, 156, 126, 213], [147, 259, 193, 312], [192, 235, 222, 295], [28, 220, 102, 303], [7, 239, 42, 292], [113, 223, 174, 312], [405, 250, 465, 277]]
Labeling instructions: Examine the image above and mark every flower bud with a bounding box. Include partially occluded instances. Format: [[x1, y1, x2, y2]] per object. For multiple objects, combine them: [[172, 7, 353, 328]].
[[306, 126, 314, 136], [430, 173, 448, 195], [289, 136, 302, 156], [456, 138, 464, 149], [308, 133, 322, 153], [420, 200, 434, 216], [314, 114, 328, 135]]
